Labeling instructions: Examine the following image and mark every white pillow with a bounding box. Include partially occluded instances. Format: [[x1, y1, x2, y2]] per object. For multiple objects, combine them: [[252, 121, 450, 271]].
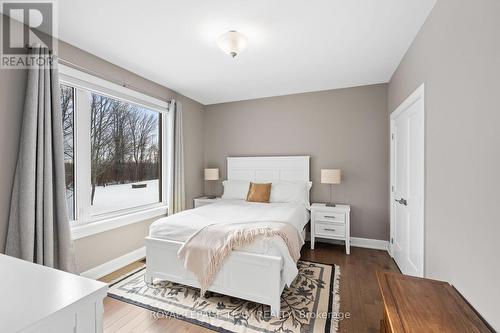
[[270, 181, 312, 208], [221, 180, 250, 200]]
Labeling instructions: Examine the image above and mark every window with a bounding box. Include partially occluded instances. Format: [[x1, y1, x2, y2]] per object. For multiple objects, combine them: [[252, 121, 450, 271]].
[[61, 84, 75, 220], [59, 65, 169, 236], [89, 92, 161, 215]]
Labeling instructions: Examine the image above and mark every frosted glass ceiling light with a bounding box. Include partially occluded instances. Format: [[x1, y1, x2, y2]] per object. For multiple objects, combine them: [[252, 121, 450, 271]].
[[217, 30, 247, 58]]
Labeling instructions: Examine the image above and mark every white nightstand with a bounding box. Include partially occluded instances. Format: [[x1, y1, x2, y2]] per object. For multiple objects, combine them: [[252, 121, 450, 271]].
[[193, 196, 221, 208], [310, 203, 351, 254]]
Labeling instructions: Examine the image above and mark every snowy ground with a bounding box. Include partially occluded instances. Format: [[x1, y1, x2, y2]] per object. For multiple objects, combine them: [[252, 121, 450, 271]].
[[91, 179, 160, 215]]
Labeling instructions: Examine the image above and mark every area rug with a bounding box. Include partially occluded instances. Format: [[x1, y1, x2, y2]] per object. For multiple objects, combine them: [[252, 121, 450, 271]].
[[108, 260, 340, 333]]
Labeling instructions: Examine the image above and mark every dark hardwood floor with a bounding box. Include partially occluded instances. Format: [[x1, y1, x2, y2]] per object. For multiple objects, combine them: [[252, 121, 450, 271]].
[[301, 243, 400, 333], [101, 242, 400, 332]]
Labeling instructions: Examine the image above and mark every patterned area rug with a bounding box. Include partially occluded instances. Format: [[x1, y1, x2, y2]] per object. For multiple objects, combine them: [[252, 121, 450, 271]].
[[108, 260, 340, 333]]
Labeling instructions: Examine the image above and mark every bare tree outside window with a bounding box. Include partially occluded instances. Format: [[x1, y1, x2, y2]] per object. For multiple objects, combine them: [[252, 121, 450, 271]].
[[60, 84, 75, 220], [89, 93, 161, 215]]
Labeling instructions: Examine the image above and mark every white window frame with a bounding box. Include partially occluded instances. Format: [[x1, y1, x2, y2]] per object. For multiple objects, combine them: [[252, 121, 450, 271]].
[[59, 64, 170, 240]]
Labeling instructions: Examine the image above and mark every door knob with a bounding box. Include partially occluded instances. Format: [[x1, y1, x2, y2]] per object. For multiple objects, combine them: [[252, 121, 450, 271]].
[[395, 198, 407, 206]]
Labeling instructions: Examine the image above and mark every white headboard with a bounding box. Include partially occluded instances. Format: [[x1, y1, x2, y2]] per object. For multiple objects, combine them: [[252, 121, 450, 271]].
[[227, 156, 310, 182]]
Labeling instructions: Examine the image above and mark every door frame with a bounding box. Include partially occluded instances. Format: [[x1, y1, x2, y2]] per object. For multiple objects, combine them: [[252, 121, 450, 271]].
[[389, 83, 425, 277]]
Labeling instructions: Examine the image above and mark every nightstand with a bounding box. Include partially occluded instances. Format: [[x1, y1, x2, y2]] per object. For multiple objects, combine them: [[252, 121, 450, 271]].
[[310, 203, 351, 254], [193, 196, 221, 208]]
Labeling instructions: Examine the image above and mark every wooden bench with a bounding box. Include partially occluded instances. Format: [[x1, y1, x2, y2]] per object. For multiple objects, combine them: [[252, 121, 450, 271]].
[[377, 271, 492, 333]]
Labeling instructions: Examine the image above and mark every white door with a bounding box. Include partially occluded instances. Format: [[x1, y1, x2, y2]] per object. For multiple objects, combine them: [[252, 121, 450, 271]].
[[390, 84, 425, 277]]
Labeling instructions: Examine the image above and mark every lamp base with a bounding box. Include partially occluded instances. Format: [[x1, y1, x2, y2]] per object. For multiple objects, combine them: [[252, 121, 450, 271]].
[[326, 202, 336, 207]]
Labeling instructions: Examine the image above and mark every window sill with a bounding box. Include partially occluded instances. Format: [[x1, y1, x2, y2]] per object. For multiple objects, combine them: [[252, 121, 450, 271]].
[[71, 206, 168, 240]]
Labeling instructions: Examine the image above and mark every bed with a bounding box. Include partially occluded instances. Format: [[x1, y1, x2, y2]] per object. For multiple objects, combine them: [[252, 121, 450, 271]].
[[145, 156, 311, 316]]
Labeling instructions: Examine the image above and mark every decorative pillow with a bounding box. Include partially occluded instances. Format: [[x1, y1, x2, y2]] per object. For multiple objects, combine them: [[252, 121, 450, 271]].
[[269, 181, 312, 208], [246, 182, 272, 203], [221, 180, 250, 200]]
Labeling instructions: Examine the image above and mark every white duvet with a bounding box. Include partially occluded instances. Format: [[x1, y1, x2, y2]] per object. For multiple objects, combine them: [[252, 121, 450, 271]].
[[149, 199, 310, 288]]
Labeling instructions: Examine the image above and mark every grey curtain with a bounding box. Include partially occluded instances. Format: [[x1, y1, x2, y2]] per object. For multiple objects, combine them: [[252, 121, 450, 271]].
[[6, 47, 76, 272], [167, 100, 186, 215]]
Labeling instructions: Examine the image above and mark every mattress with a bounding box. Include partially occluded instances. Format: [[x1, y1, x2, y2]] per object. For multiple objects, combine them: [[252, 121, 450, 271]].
[[149, 199, 310, 288]]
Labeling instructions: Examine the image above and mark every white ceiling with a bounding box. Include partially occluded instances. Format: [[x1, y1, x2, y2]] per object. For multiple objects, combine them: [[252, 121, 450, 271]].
[[57, 0, 436, 105]]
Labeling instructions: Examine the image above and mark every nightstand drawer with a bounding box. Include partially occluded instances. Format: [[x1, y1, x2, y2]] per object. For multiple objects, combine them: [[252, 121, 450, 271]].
[[315, 211, 345, 223], [193, 197, 221, 208], [315, 222, 345, 238]]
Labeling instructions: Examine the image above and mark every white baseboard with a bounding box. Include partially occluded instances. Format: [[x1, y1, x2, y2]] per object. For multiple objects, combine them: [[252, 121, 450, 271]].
[[308, 232, 389, 251], [350, 237, 389, 251], [80, 246, 146, 280]]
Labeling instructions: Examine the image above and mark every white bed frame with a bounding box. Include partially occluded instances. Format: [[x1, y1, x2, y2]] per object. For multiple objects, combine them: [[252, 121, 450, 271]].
[[145, 156, 310, 316]]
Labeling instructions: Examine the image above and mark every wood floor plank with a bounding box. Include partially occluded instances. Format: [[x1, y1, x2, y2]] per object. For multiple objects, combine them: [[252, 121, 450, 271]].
[[106, 303, 147, 332], [100, 242, 400, 332], [101, 261, 145, 284], [104, 299, 144, 329], [111, 310, 153, 333], [116, 311, 160, 333]]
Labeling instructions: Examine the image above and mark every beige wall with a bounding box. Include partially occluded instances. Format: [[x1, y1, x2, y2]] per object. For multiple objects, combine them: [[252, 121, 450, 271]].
[[204, 84, 389, 241], [0, 21, 205, 273], [388, 0, 499, 329], [74, 217, 154, 272]]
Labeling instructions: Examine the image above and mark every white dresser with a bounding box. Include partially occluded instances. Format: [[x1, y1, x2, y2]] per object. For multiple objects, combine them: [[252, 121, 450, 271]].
[[0, 254, 108, 333], [310, 203, 351, 254]]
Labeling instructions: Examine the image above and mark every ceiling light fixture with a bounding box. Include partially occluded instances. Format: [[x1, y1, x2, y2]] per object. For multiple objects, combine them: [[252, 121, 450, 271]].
[[217, 30, 247, 58]]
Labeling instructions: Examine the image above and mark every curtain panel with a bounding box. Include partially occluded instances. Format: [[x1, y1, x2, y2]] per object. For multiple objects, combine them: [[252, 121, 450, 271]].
[[167, 100, 186, 214], [6, 47, 76, 273]]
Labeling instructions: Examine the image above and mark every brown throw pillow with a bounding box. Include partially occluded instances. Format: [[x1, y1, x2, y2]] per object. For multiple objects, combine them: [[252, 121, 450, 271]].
[[246, 182, 272, 203]]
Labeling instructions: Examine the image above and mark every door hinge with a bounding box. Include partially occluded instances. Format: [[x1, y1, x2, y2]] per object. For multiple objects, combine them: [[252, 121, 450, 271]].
[[391, 237, 394, 244], [391, 185, 394, 192], [391, 133, 395, 140]]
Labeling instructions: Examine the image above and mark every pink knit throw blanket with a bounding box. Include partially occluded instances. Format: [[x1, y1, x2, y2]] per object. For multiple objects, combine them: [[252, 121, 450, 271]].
[[177, 222, 303, 296]]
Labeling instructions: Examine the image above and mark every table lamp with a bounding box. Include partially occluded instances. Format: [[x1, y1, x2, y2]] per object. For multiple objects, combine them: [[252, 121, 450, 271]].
[[204, 168, 219, 199], [321, 169, 341, 207]]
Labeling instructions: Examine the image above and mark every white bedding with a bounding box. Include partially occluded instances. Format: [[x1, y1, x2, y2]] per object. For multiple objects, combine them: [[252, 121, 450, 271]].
[[149, 199, 310, 288]]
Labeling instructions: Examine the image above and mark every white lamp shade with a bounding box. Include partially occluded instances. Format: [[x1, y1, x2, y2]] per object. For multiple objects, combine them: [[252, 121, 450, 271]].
[[217, 31, 247, 57], [204, 168, 219, 181], [321, 169, 341, 184]]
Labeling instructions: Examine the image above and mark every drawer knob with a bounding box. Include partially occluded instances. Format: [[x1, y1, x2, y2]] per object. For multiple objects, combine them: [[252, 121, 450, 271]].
[[325, 228, 336, 231], [325, 216, 336, 219]]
